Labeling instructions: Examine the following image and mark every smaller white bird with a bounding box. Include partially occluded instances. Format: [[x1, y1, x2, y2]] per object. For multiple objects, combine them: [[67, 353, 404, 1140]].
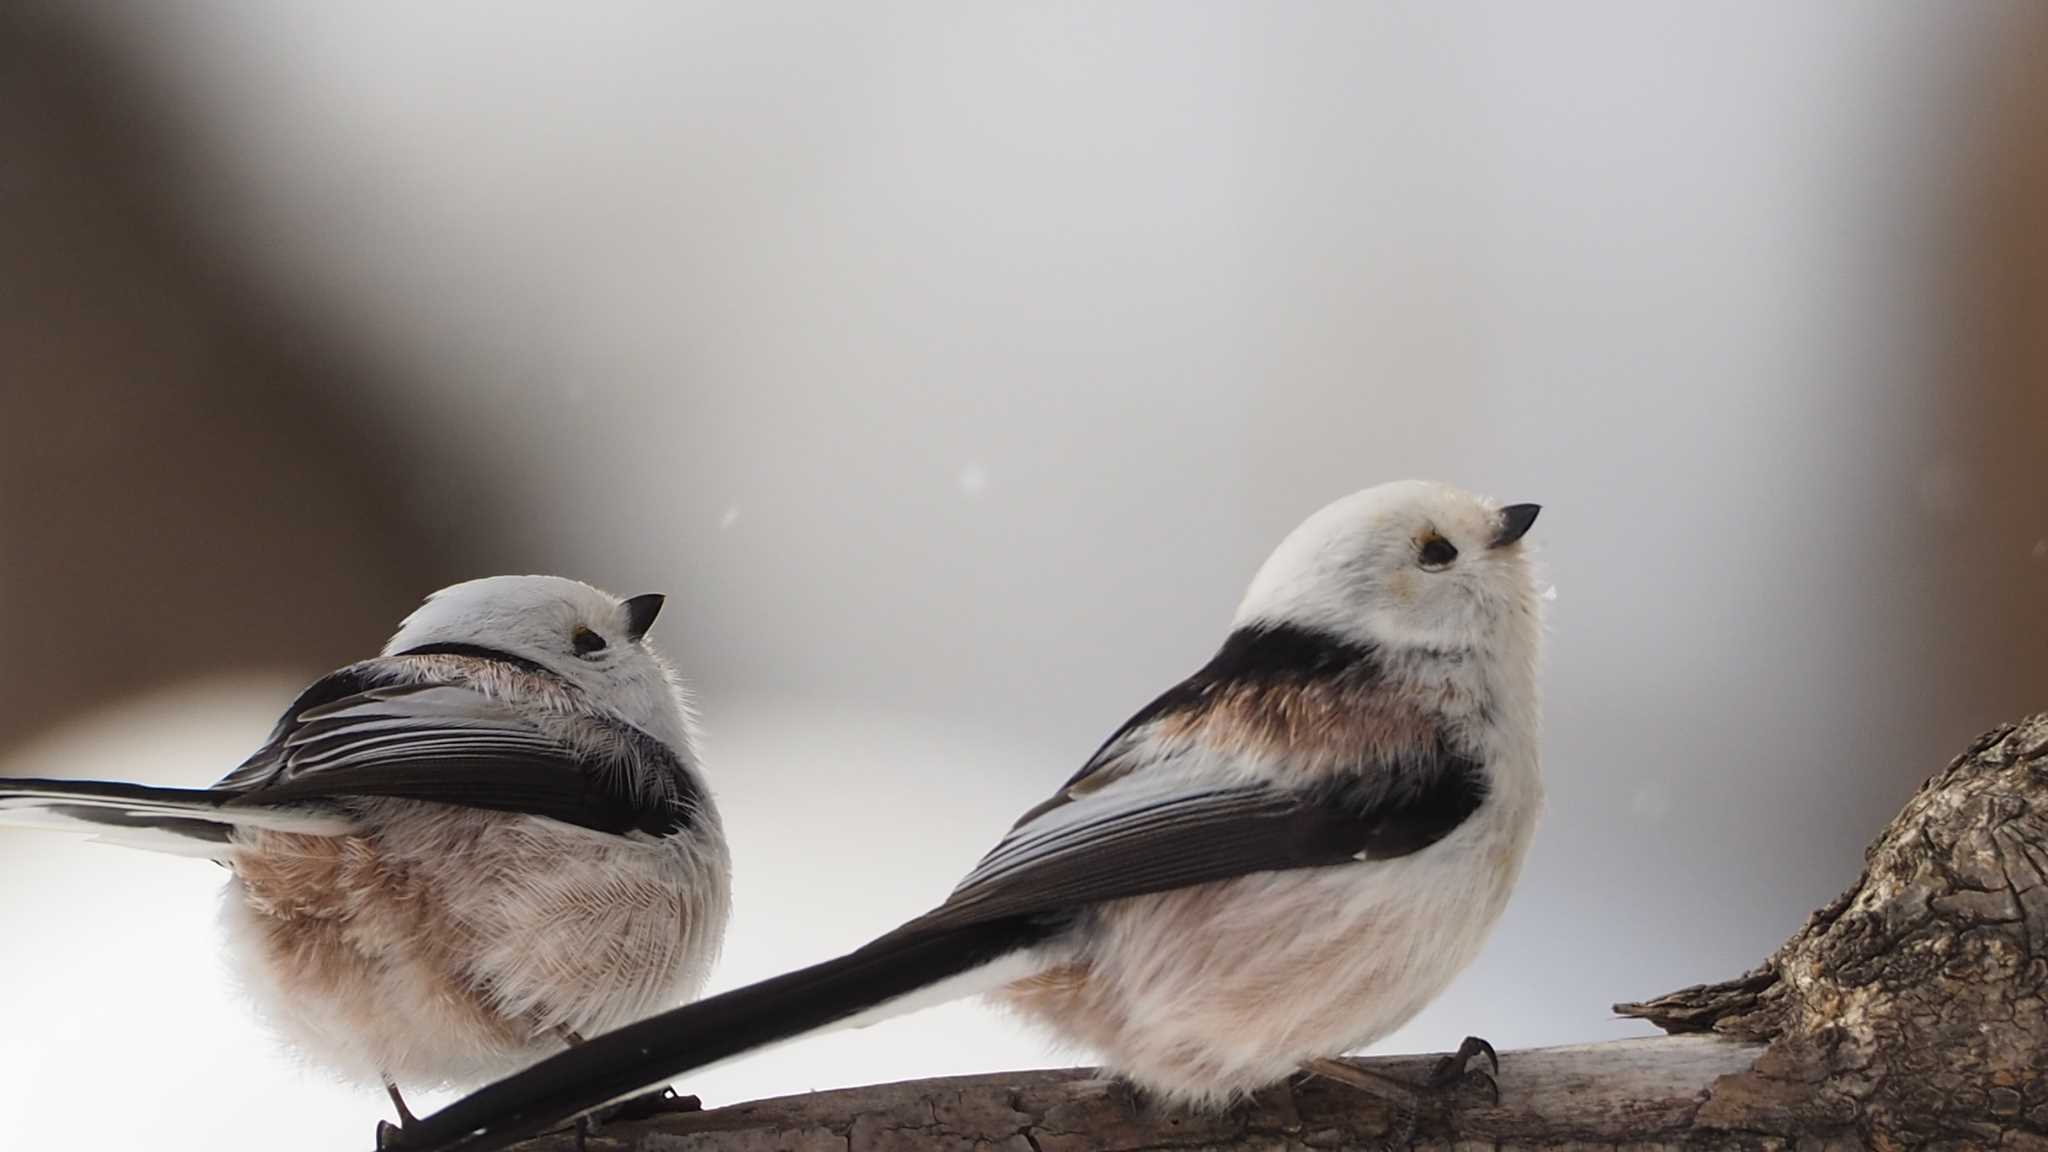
[[404, 481, 1545, 1152], [0, 576, 732, 1147]]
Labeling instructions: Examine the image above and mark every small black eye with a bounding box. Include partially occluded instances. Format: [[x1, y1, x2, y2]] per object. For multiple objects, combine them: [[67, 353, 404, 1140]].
[[1418, 535, 1459, 570], [572, 627, 608, 656]]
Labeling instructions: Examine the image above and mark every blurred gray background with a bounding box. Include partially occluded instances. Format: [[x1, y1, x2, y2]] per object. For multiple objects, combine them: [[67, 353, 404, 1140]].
[[2, 3, 2044, 1150]]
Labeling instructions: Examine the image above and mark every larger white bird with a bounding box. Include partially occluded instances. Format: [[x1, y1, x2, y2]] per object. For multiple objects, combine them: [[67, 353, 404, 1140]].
[[0, 576, 731, 1146], [406, 481, 1544, 1152]]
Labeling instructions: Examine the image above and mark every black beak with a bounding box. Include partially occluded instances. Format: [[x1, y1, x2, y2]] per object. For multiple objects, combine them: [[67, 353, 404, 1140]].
[[621, 593, 665, 642], [1491, 503, 1541, 548]]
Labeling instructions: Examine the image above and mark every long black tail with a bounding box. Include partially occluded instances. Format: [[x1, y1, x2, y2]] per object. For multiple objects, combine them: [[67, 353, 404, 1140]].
[[0, 777, 348, 852], [407, 916, 1049, 1152]]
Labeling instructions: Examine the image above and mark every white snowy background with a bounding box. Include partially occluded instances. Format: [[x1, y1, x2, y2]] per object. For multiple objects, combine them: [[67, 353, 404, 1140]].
[[4, 3, 2044, 1150]]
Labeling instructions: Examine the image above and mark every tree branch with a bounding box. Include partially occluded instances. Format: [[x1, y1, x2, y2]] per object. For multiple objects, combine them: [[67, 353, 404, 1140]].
[[519, 1036, 1767, 1151], [508, 712, 2048, 1151]]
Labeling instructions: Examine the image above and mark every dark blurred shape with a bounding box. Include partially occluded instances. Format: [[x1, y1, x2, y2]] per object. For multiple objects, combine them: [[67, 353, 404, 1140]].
[[0, 6, 491, 755], [1936, 1, 2048, 733]]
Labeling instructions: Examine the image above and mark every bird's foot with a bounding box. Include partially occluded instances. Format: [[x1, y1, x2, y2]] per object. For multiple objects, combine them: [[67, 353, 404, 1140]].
[[1302, 1038, 1500, 1149], [1301, 1059, 1418, 1148], [571, 1088, 703, 1150], [1302, 1057, 1417, 1106], [600, 1087, 703, 1122], [1422, 1034, 1500, 1106], [377, 1077, 420, 1149]]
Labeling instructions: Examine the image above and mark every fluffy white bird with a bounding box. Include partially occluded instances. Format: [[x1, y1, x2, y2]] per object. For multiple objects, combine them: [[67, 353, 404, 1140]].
[[0, 576, 731, 1145], [408, 481, 1543, 1152]]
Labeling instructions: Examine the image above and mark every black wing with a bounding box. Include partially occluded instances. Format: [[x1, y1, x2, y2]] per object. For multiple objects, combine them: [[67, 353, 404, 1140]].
[[1011, 622, 1391, 828], [213, 661, 697, 837], [902, 737, 1487, 939]]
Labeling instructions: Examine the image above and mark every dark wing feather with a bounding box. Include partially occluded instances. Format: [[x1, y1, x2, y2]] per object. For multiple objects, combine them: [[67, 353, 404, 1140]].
[[212, 662, 384, 792], [213, 664, 696, 836], [903, 742, 1486, 939], [1010, 622, 1390, 828], [1005, 709, 1152, 829], [908, 785, 1363, 935], [1008, 644, 1238, 828]]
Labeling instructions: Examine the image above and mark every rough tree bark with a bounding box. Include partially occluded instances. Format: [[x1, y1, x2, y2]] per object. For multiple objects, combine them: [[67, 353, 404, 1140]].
[[508, 713, 2048, 1152]]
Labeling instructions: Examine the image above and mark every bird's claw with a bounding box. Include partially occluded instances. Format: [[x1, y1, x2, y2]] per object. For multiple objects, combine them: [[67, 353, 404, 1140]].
[[604, 1087, 702, 1122], [1423, 1035, 1500, 1104], [1449, 1067, 1499, 1106], [374, 1119, 409, 1151], [572, 1087, 704, 1149]]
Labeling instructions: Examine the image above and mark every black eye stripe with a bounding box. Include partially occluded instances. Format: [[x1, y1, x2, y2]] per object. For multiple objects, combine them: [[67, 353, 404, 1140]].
[[1418, 536, 1459, 568], [572, 626, 608, 656]]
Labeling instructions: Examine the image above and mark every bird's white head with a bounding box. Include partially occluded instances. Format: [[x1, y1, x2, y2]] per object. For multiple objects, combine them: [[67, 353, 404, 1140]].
[[383, 575, 695, 752], [1235, 480, 1543, 655]]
